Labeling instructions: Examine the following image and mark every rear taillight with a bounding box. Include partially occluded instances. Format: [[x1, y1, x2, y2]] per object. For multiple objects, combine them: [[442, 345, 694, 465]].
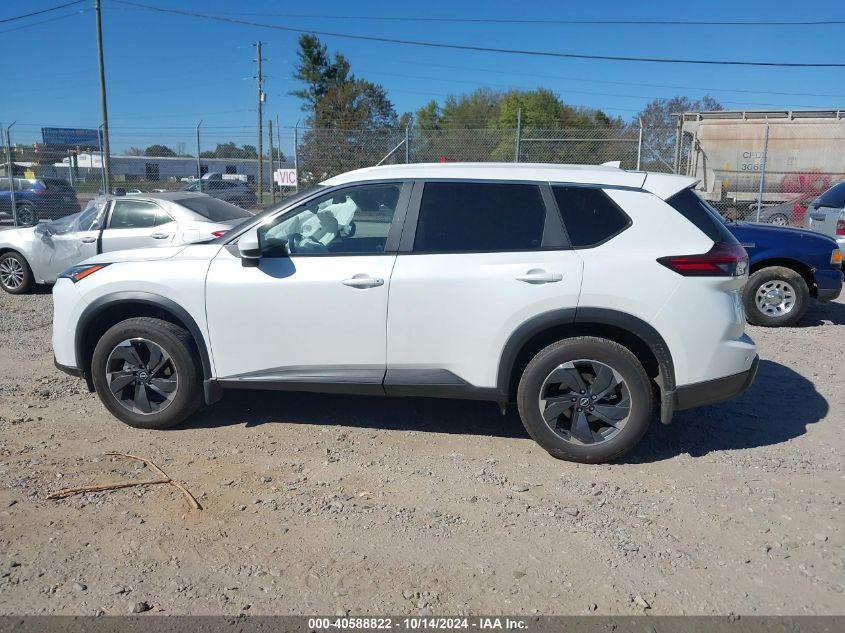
[[836, 219, 845, 236], [658, 243, 748, 277], [211, 230, 227, 238]]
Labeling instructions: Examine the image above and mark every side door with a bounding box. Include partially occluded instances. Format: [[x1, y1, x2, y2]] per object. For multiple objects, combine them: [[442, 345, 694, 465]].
[[205, 181, 412, 385], [40, 200, 107, 282], [100, 198, 176, 252], [385, 180, 584, 394]]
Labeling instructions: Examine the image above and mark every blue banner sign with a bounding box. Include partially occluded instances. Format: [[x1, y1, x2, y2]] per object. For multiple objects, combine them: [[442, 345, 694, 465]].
[[41, 127, 101, 147]]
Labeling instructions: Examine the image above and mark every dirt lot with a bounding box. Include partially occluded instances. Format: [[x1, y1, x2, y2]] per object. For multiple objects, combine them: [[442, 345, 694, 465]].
[[0, 288, 842, 616]]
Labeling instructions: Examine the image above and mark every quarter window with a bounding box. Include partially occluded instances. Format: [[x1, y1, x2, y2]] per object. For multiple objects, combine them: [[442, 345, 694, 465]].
[[258, 183, 401, 256], [109, 200, 171, 229], [413, 182, 545, 252], [552, 186, 630, 248]]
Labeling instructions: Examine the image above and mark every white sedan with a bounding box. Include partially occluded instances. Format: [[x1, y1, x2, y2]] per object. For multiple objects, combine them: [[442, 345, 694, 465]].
[[0, 192, 251, 294]]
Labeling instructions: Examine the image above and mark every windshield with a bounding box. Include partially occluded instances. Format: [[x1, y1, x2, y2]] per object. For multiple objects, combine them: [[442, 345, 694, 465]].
[[815, 181, 845, 209], [176, 196, 251, 222], [43, 212, 81, 234]]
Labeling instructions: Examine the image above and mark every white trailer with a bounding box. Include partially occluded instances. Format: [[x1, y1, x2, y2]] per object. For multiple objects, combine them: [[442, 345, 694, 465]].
[[679, 110, 845, 211]]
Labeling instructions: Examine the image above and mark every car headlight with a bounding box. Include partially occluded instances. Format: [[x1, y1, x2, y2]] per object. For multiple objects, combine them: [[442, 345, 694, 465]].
[[58, 263, 110, 283]]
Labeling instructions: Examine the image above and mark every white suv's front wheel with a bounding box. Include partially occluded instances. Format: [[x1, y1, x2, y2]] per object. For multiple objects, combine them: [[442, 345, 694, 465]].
[[517, 337, 654, 463], [91, 317, 203, 429]]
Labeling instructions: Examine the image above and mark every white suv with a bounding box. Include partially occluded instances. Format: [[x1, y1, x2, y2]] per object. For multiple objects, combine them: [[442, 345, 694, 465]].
[[52, 163, 758, 463]]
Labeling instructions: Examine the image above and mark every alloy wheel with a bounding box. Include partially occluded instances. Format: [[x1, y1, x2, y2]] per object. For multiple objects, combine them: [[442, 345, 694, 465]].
[[538, 359, 631, 445], [0, 257, 24, 290], [105, 338, 178, 415], [755, 280, 795, 317], [769, 214, 789, 226], [16, 205, 36, 227]]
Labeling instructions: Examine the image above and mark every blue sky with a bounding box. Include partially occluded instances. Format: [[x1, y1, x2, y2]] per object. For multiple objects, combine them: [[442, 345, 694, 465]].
[[2, 0, 844, 155]]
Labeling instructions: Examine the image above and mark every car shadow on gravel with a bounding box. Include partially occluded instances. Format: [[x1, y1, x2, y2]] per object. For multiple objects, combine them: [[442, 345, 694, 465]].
[[796, 300, 845, 327], [183, 360, 826, 462], [622, 359, 829, 463], [185, 390, 530, 439]]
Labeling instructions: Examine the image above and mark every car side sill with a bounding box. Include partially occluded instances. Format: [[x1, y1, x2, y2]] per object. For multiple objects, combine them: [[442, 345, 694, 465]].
[[211, 367, 508, 404]]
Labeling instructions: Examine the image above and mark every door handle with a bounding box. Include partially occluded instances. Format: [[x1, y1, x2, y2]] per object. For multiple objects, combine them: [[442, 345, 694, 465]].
[[341, 275, 384, 288], [151, 233, 170, 239], [516, 269, 563, 284], [80, 237, 97, 244], [808, 213, 826, 221]]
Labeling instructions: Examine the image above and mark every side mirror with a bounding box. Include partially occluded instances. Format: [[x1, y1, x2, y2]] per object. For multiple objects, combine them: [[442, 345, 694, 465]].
[[237, 228, 262, 266], [112, 187, 126, 196]]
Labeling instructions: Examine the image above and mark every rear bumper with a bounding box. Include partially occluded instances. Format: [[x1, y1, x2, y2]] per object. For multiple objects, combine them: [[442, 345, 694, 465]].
[[674, 355, 759, 411]]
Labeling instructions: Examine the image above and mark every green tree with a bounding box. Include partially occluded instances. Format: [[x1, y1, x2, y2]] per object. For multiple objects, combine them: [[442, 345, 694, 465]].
[[292, 35, 401, 181], [144, 144, 176, 157], [314, 79, 397, 130], [291, 34, 351, 114], [636, 95, 723, 171], [411, 87, 625, 164], [200, 143, 260, 159]]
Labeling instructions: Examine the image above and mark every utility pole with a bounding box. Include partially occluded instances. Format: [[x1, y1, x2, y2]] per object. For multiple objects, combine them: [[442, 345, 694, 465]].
[[254, 41, 265, 205], [275, 114, 282, 173], [94, 0, 111, 193], [268, 118, 275, 204], [195, 120, 202, 191], [514, 108, 522, 163]]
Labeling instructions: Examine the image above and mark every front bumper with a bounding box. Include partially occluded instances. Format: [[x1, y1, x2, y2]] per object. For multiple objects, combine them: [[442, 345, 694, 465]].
[[674, 355, 759, 411], [54, 356, 94, 392], [815, 268, 843, 302]]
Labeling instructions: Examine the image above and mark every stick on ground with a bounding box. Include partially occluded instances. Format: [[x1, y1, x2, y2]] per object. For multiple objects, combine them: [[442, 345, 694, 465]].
[[46, 452, 202, 511]]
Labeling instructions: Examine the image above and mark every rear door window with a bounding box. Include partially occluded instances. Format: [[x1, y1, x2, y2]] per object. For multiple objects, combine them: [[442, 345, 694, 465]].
[[176, 196, 251, 222], [412, 182, 546, 252], [665, 188, 738, 244], [108, 200, 165, 229], [552, 186, 631, 248]]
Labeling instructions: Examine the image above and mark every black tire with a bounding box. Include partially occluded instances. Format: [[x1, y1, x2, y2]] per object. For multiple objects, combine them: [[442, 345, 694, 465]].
[[0, 251, 34, 294], [744, 266, 810, 327], [91, 317, 203, 429], [517, 336, 654, 463], [16, 203, 37, 227], [766, 213, 790, 226]]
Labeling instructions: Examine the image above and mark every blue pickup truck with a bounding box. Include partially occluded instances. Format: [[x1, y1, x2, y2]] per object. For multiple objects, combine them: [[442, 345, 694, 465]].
[[726, 221, 843, 327]]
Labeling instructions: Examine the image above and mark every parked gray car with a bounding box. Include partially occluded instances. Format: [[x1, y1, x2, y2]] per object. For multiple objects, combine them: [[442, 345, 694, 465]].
[[753, 192, 817, 226], [182, 179, 258, 209], [803, 181, 845, 255], [0, 192, 251, 294]]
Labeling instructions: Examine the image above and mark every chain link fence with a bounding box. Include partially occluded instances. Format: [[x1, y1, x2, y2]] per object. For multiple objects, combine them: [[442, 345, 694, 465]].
[[3, 113, 841, 227]]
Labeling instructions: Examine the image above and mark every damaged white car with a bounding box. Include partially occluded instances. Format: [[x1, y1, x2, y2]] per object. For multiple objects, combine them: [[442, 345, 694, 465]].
[[0, 192, 251, 294]]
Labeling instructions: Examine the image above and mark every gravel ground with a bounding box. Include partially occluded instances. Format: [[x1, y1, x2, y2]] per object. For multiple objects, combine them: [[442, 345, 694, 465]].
[[0, 288, 843, 616]]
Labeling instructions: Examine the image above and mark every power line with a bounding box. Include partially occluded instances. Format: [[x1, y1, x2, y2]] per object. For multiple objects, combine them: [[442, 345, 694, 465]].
[[111, 1, 845, 68], [168, 9, 845, 28], [0, 0, 84, 23], [0, 8, 87, 34], [349, 53, 845, 100]]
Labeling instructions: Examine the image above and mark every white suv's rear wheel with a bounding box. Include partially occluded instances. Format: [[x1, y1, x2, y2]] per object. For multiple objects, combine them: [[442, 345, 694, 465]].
[[517, 336, 653, 463]]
